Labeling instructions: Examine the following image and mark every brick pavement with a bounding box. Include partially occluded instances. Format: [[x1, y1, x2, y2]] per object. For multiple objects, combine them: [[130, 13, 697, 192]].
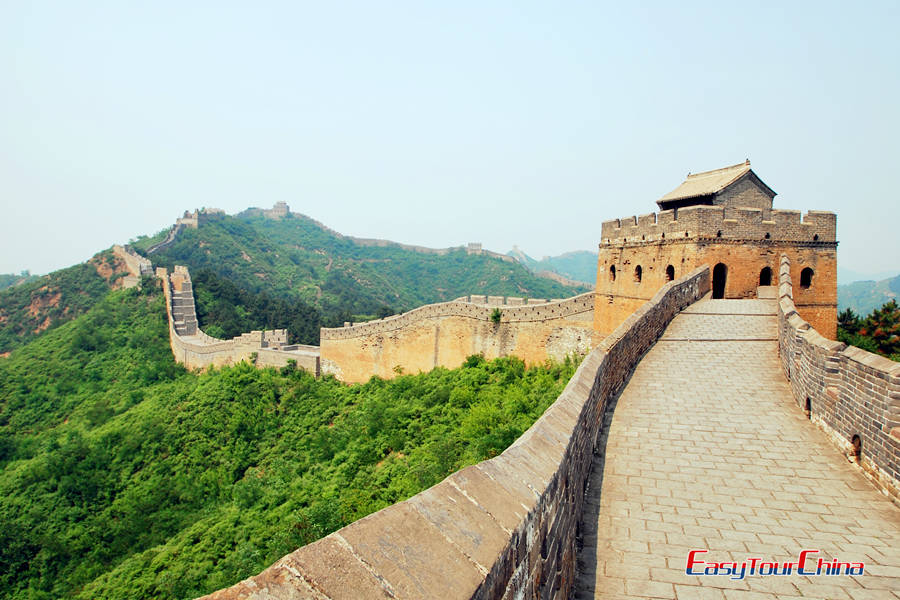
[[575, 299, 900, 599]]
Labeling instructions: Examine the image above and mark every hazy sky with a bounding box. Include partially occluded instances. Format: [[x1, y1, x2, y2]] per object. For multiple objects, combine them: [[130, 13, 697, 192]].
[[1, 1, 898, 276]]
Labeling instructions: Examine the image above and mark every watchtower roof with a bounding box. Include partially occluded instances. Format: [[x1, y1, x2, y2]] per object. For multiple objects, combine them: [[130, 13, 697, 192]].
[[657, 160, 776, 209]]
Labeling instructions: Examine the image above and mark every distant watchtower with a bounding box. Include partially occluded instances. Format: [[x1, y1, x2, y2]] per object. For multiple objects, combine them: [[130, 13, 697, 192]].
[[594, 161, 838, 338]]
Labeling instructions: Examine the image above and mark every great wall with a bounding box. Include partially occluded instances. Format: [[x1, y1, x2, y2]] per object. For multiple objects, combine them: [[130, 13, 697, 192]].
[[109, 162, 898, 599], [319, 292, 596, 382]]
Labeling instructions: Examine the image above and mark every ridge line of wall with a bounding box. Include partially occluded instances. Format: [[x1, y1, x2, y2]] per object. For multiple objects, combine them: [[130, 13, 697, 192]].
[[157, 265, 320, 375], [600, 206, 836, 245], [321, 292, 597, 341], [200, 265, 712, 600], [777, 254, 900, 504]]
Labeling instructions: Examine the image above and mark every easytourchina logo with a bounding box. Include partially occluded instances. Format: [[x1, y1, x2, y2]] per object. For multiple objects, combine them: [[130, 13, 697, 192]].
[[686, 549, 865, 580]]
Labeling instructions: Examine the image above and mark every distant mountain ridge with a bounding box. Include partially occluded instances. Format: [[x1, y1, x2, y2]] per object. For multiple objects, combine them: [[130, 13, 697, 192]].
[[135, 209, 590, 342], [507, 246, 598, 285], [1, 208, 588, 352], [838, 274, 900, 316]]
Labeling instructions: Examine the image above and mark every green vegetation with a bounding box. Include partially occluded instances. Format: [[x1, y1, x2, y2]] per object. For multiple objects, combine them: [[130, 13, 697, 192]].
[[192, 269, 321, 344], [837, 273, 900, 316], [149, 212, 588, 336], [129, 228, 171, 254], [490, 307, 502, 324], [0, 283, 578, 599], [0, 252, 121, 353], [0, 272, 39, 291], [838, 300, 900, 361]]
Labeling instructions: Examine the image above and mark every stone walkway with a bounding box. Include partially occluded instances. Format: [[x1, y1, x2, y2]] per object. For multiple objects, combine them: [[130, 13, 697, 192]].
[[575, 299, 900, 599]]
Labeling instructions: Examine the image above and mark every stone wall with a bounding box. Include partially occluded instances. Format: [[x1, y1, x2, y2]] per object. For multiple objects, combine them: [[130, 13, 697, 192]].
[[112, 244, 153, 288], [159, 266, 320, 375], [320, 293, 597, 383], [594, 241, 837, 338], [715, 175, 774, 211], [147, 224, 184, 255], [777, 255, 900, 503], [600, 206, 835, 244], [200, 265, 711, 600]]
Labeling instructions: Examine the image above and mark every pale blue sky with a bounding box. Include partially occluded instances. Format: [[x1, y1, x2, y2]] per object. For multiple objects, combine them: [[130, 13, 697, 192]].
[[1, 1, 898, 276]]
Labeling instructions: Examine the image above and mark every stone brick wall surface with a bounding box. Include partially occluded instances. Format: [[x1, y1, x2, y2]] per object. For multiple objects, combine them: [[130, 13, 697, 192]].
[[199, 266, 711, 600], [112, 244, 154, 278], [320, 293, 598, 383], [600, 206, 835, 245], [322, 293, 597, 341], [778, 255, 900, 503], [713, 175, 774, 210]]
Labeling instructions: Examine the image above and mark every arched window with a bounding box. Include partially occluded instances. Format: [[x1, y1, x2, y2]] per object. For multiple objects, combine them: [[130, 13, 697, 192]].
[[634, 265, 642, 283], [759, 267, 772, 286], [609, 265, 616, 282], [665, 265, 675, 281], [800, 267, 814, 289]]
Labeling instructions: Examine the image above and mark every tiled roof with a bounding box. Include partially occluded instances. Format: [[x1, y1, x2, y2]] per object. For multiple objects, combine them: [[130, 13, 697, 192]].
[[659, 160, 754, 202]]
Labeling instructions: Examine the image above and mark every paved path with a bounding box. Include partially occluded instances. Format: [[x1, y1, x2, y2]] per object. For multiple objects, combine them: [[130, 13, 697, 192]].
[[575, 299, 900, 600]]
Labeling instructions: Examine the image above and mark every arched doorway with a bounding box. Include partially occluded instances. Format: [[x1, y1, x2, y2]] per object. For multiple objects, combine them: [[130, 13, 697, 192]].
[[759, 266, 772, 286], [712, 263, 727, 299], [665, 265, 675, 281]]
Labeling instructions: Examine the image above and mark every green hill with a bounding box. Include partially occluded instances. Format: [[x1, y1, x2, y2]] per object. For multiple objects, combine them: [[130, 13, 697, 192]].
[[838, 274, 900, 316], [145, 212, 588, 341], [0, 272, 39, 291], [0, 282, 577, 599], [508, 247, 598, 285], [0, 251, 129, 354]]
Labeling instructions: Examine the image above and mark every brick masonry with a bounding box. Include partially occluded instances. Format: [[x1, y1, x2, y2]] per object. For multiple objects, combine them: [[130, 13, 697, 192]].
[[320, 293, 598, 383], [595, 205, 837, 339], [575, 294, 900, 599], [199, 267, 711, 600], [778, 254, 900, 503]]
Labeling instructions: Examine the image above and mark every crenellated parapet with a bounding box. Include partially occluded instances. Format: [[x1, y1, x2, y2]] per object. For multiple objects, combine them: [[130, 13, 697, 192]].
[[112, 244, 153, 288], [321, 293, 596, 341], [595, 165, 838, 339], [600, 206, 836, 246], [777, 255, 900, 503]]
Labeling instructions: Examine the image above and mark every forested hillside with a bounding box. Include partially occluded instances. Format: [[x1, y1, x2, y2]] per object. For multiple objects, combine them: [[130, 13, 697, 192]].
[[838, 300, 900, 361], [146, 212, 588, 340], [838, 274, 900, 316], [0, 282, 578, 599], [0, 250, 128, 353], [0, 272, 39, 291]]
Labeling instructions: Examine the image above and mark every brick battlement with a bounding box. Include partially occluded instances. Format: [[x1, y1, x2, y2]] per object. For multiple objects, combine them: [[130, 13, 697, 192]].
[[600, 206, 836, 246], [777, 255, 900, 503], [320, 292, 596, 341]]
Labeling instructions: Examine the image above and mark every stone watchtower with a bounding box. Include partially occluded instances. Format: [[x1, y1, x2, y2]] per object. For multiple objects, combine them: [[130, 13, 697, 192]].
[[594, 160, 838, 338]]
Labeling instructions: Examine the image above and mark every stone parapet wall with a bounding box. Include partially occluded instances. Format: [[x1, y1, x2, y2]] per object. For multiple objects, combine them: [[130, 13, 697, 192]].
[[777, 255, 900, 503], [320, 293, 598, 382], [112, 244, 154, 278], [200, 265, 711, 600], [158, 266, 320, 375], [322, 293, 596, 341], [600, 205, 836, 246]]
